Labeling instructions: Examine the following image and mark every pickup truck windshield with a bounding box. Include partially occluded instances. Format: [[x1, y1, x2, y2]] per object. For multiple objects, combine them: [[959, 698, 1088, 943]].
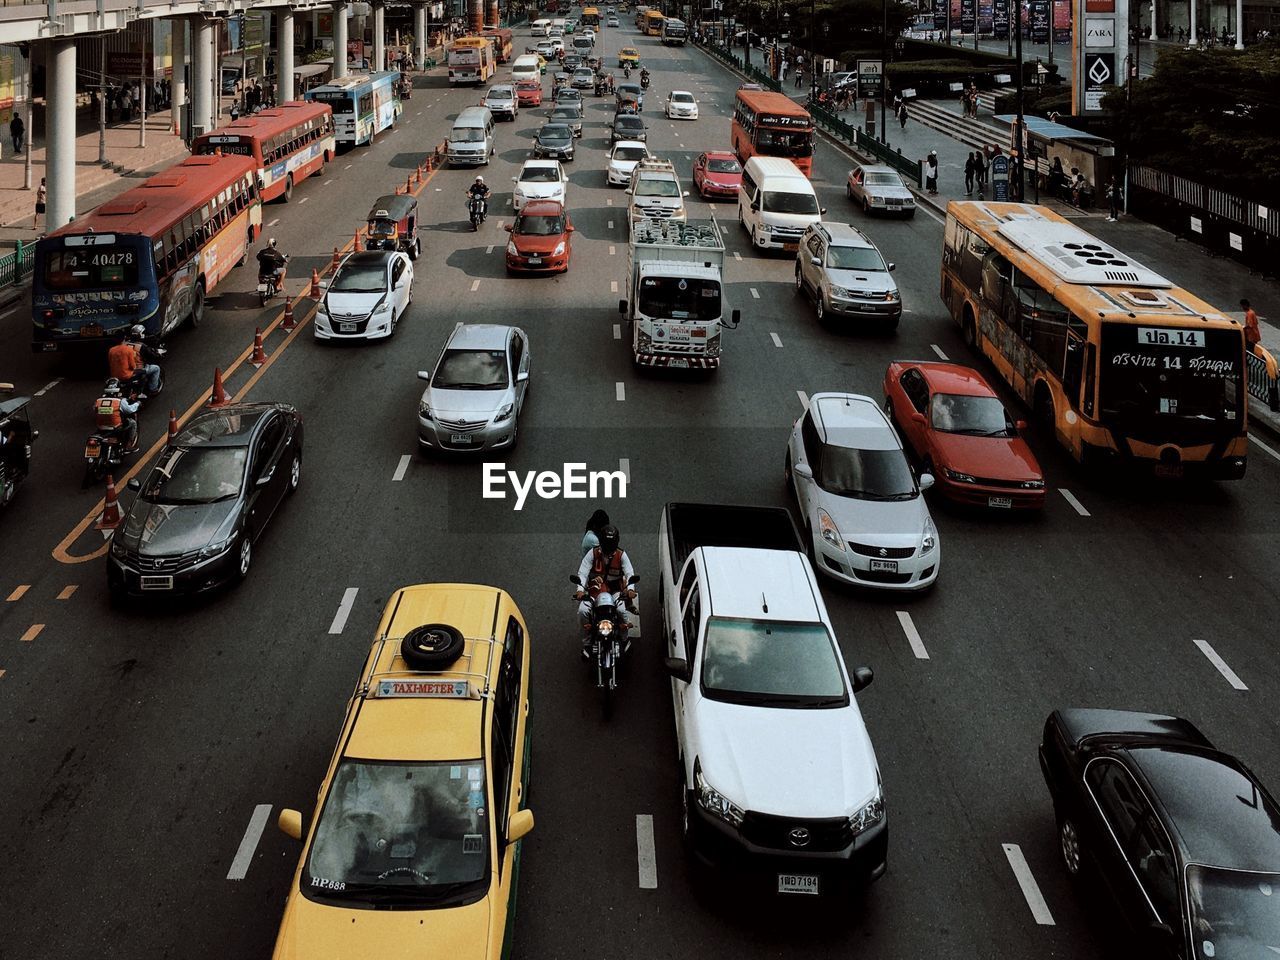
[[701, 618, 848, 706]]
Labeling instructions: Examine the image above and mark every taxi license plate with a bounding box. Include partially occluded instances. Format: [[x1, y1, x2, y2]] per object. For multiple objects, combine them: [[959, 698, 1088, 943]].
[[528, 257, 542, 265], [870, 559, 898, 573], [668, 359, 689, 368], [80, 325, 104, 338], [988, 496, 1013, 509], [777, 873, 819, 895], [339, 322, 357, 333], [450, 433, 474, 444], [140, 575, 174, 591]]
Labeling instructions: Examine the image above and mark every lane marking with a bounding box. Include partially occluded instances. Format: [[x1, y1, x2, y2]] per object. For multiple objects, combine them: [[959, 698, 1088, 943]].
[[392, 454, 411, 482], [0, 306, 17, 322], [749, 287, 760, 299], [1058, 489, 1091, 517], [0, 668, 5, 679], [266, 218, 280, 228], [609, 245, 616, 255], [616, 382, 626, 402], [607, 198, 613, 205], [636, 814, 658, 889], [6, 585, 29, 602], [344, 163, 352, 169], [323, 179, 334, 185], [619, 457, 631, 481], [720, 225, 728, 234], [33, 378, 63, 397], [1193, 638, 1248, 690], [770, 332, 783, 348], [896, 611, 929, 659], [19, 624, 44, 643], [931, 344, 949, 360], [56, 585, 77, 601], [1250, 433, 1280, 463], [226, 805, 272, 881], [610, 280, 618, 293], [1002, 844, 1055, 925], [297, 196, 310, 205], [613, 323, 622, 340], [608, 220, 614, 229], [486, 245, 494, 255], [470, 279, 481, 292], [797, 390, 809, 410], [733, 251, 741, 261], [328, 588, 359, 635]]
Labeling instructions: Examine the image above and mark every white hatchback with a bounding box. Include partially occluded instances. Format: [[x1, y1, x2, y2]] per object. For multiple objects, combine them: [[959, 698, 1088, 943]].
[[666, 90, 699, 120], [512, 158, 568, 211], [606, 140, 649, 186], [315, 250, 413, 341]]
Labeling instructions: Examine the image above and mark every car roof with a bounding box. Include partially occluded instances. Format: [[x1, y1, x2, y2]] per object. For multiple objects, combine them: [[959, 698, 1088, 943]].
[[701, 150, 737, 161], [177, 403, 278, 446], [1127, 746, 1280, 870], [809, 393, 899, 451], [488, 83, 513, 92], [698, 547, 824, 622], [445, 323, 516, 350], [910, 362, 996, 397], [519, 199, 565, 217], [616, 115, 644, 124], [612, 139, 647, 150], [670, 89, 694, 96], [340, 250, 395, 270], [856, 163, 900, 176], [813, 220, 874, 248], [521, 158, 561, 169]]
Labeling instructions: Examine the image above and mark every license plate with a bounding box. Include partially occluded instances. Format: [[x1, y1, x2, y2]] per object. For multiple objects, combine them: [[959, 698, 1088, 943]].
[[1154, 463, 1184, 478], [450, 433, 474, 444], [339, 322, 356, 333], [988, 496, 1013, 509], [256, 284, 268, 294], [870, 559, 898, 573], [528, 257, 542, 265], [777, 873, 820, 895], [140, 575, 174, 591], [80, 325, 104, 338], [668, 358, 689, 368], [782, 242, 799, 252], [84, 443, 100, 458]]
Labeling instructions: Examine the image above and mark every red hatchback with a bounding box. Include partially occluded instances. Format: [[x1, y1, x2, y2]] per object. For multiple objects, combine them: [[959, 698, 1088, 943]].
[[692, 151, 742, 200], [883, 361, 1046, 510], [515, 80, 543, 106], [505, 199, 573, 273]]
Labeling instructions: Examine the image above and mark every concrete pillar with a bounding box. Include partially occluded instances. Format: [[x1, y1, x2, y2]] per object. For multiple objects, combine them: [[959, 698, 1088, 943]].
[[414, 4, 427, 66], [171, 18, 186, 135], [46, 38, 76, 230], [468, 0, 483, 34], [334, 1, 349, 76], [311, 10, 320, 49], [1235, 0, 1243, 45], [278, 9, 296, 100], [1150, 0, 1158, 39], [192, 17, 213, 134], [373, 2, 386, 71], [486, 0, 498, 27], [1189, 0, 1197, 42]]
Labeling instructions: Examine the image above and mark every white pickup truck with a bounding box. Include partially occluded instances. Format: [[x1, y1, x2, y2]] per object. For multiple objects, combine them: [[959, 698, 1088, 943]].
[[625, 158, 688, 230], [618, 218, 740, 370], [657, 501, 886, 898]]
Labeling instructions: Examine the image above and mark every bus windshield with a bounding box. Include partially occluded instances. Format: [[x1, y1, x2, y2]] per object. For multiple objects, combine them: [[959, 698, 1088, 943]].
[[311, 92, 353, 113], [41, 238, 148, 290], [638, 277, 721, 322]]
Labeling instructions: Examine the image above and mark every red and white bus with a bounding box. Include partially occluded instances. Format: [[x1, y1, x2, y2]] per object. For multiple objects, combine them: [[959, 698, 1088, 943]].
[[192, 101, 335, 203], [731, 89, 815, 178], [31, 154, 263, 350], [481, 27, 515, 63]]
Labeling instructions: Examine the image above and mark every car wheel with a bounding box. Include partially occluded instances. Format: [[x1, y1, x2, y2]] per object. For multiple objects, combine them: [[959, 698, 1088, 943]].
[[884, 396, 894, 421], [815, 295, 826, 324], [235, 536, 252, 582], [288, 452, 301, 494], [1059, 813, 1083, 880], [863, 197, 871, 215], [846, 183, 854, 200]]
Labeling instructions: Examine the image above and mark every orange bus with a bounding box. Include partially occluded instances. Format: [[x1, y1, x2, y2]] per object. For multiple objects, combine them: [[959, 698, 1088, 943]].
[[642, 9, 665, 34], [941, 201, 1249, 479], [448, 36, 497, 84], [731, 89, 815, 178], [32, 154, 262, 349], [482, 26, 514, 63], [192, 101, 335, 203]]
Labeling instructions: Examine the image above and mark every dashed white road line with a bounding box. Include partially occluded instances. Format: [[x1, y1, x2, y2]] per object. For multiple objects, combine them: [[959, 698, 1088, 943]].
[[323, 179, 334, 186], [1249, 433, 1280, 463], [636, 814, 658, 889], [32, 378, 62, 397], [328, 588, 359, 635], [608, 220, 615, 229], [619, 457, 631, 481], [486, 245, 494, 255], [298, 196, 310, 205], [470, 279, 481, 292], [733, 251, 742, 261], [770, 332, 783, 348], [609, 245, 617, 255], [796, 390, 809, 410], [56, 585, 77, 601], [616, 382, 626, 402], [19, 624, 43, 643], [613, 323, 622, 340], [227, 805, 273, 881], [344, 163, 352, 169], [1002, 844, 1055, 925], [1193, 639, 1248, 690], [392, 455, 411, 482], [931, 344, 949, 360], [896, 611, 929, 659], [610, 280, 619, 293], [720, 225, 728, 234], [266, 218, 280, 228], [749, 287, 760, 299], [6, 585, 29, 602], [607, 198, 613, 205], [1058, 489, 1091, 517]]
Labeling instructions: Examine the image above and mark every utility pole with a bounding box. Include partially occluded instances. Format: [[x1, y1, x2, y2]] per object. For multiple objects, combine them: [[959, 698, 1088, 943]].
[[880, 0, 888, 139], [23, 44, 34, 189], [1014, 0, 1024, 200]]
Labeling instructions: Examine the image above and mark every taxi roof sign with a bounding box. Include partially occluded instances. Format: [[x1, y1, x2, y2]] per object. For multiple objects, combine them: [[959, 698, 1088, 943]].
[[375, 678, 471, 699]]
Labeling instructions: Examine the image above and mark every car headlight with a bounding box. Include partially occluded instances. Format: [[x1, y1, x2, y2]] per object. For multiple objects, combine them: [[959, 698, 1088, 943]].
[[418, 399, 432, 420], [944, 467, 976, 483], [553, 241, 566, 256], [371, 296, 391, 316], [636, 329, 652, 352], [199, 532, 237, 559], [493, 402, 514, 423], [316, 300, 329, 318], [507, 241, 519, 257], [921, 516, 936, 554], [695, 762, 744, 827], [1021, 479, 1046, 489], [830, 285, 851, 298], [848, 786, 884, 837], [885, 289, 901, 302], [818, 508, 845, 551], [870, 194, 884, 205], [110, 536, 128, 558], [705, 332, 721, 357]]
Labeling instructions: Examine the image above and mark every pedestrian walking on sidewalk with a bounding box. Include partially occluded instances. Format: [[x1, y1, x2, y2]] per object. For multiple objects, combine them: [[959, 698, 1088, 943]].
[[10, 112, 24, 153], [975, 151, 988, 197], [898, 101, 909, 129], [1105, 175, 1120, 220], [964, 152, 976, 196], [925, 151, 939, 195], [1241, 299, 1263, 356], [794, 67, 804, 89], [34, 178, 47, 232]]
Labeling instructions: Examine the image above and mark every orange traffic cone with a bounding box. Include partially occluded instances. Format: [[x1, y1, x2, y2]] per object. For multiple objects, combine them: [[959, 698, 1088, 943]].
[[353, 229, 361, 252], [168, 409, 178, 443], [416, 165, 423, 185], [208, 367, 230, 408], [281, 296, 296, 331], [406, 174, 413, 194], [310, 269, 321, 299], [250, 327, 267, 367], [96, 474, 122, 531], [332, 246, 341, 270]]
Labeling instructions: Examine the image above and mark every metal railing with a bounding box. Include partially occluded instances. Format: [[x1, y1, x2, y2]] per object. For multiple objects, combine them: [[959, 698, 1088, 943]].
[[807, 99, 922, 187], [1246, 347, 1280, 414], [696, 40, 781, 92], [0, 241, 35, 289]]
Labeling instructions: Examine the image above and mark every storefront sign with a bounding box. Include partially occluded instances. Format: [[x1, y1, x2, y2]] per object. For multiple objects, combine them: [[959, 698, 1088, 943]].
[[1084, 17, 1115, 46], [1083, 52, 1115, 111]]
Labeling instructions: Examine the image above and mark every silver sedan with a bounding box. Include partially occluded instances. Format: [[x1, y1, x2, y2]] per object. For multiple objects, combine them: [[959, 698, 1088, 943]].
[[417, 324, 531, 453]]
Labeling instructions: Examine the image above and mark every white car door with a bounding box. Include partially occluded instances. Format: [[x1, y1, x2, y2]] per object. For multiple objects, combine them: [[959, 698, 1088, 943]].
[[792, 410, 821, 529], [669, 557, 701, 752]]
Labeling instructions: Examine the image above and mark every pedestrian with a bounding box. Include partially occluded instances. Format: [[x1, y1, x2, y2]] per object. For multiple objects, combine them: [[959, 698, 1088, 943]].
[[975, 150, 988, 196], [898, 101, 908, 129], [925, 151, 939, 195], [780, 57, 789, 81], [794, 67, 804, 89], [1241, 299, 1263, 356], [121, 88, 133, 123], [964, 151, 976, 196], [230, 100, 240, 121], [1105, 175, 1120, 221], [10, 112, 24, 153], [34, 177, 46, 232]]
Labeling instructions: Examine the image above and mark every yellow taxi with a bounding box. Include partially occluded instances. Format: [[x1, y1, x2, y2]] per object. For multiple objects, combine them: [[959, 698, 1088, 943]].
[[271, 583, 533, 960], [618, 46, 641, 68]]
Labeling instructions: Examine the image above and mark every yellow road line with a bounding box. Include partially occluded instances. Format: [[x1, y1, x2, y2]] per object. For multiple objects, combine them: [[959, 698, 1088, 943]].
[[56, 585, 78, 600], [5, 585, 29, 602], [19, 624, 44, 643]]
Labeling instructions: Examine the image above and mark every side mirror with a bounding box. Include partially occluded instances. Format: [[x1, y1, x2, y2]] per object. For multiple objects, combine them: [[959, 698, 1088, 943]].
[[504, 223, 513, 232], [683, 191, 690, 197], [887, 262, 896, 272], [127, 477, 142, 491], [793, 462, 813, 480], [569, 574, 583, 585], [820, 207, 828, 215], [516, 370, 529, 382], [664, 656, 690, 680], [730, 308, 742, 328], [567, 224, 576, 232], [507, 808, 535, 843], [416, 370, 431, 382], [511, 176, 519, 182], [318, 280, 329, 292], [919, 472, 935, 491], [750, 200, 760, 212], [627, 574, 640, 585], [851, 666, 874, 693], [618, 299, 627, 315], [255, 473, 272, 487], [278, 808, 303, 840], [30, 429, 38, 440], [911, 411, 926, 424], [810, 256, 821, 266]]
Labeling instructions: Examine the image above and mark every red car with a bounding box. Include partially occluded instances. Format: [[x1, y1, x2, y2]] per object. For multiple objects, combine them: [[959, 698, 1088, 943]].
[[515, 80, 543, 106], [505, 199, 574, 273], [692, 151, 742, 200], [882, 361, 1046, 509]]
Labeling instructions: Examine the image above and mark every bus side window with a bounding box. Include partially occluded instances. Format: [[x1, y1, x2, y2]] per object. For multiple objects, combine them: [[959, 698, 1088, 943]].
[[979, 251, 1009, 313]]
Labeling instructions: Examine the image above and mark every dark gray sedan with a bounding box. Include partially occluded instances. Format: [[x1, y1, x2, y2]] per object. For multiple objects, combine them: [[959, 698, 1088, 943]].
[[534, 122, 576, 160], [611, 114, 647, 143], [549, 103, 584, 137]]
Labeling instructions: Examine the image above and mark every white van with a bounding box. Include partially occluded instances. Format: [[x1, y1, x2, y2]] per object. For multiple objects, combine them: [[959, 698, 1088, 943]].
[[737, 156, 825, 252], [448, 106, 495, 166], [531, 18, 552, 36], [511, 54, 541, 83]]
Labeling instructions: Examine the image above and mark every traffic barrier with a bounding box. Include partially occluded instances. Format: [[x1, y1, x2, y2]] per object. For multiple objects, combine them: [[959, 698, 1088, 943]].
[[96, 474, 122, 531], [406, 174, 414, 194], [310, 269, 321, 298], [208, 367, 230, 408], [332, 246, 341, 270], [250, 327, 267, 367], [281, 296, 296, 331], [168, 409, 178, 442]]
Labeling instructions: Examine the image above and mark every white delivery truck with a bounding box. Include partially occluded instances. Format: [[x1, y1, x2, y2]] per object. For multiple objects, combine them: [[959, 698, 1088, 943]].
[[618, 218, 741, 370]]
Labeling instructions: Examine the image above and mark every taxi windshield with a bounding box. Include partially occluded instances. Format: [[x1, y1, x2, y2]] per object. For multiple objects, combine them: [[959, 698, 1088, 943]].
[[303, 759, 490, 905]]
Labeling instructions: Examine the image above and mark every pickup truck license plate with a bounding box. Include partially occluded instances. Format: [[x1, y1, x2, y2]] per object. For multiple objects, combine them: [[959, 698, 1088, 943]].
[[1154, 463, 1184, 478], [450, 433, 474, 444], [140, 575, 174, 591], [777, 873, 819, 895], [339, 322, 356, 333], [782, 242, 799, 252], [870, 559, 898, 573], [988, 496, 1013, 509], [668, 359, 689, 368]]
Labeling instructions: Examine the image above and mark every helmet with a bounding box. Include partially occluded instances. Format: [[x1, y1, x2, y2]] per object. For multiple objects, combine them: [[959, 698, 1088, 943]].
[[102, 378, 122, 397], [474, 175, 485, 183], [129, 324, 145, 340], [269, 238, 278, 248], [600, 524, 620, 555]]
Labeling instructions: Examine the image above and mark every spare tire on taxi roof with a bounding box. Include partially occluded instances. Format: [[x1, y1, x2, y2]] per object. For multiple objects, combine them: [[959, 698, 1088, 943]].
[[401, 623, 465, 669]]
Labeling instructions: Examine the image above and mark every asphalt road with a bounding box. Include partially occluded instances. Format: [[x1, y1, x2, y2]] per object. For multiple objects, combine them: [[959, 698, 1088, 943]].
[[2, 15, 1280, 960]]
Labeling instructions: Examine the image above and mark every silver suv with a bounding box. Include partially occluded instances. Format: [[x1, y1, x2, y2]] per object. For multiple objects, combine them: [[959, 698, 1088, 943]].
[[794, 221, 901, 330]]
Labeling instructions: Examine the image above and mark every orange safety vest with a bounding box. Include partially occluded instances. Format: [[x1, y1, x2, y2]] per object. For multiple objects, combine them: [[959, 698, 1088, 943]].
[[588, 547, 625, 596], [95, 396, 123, 429], [108, 342, 140, 381]]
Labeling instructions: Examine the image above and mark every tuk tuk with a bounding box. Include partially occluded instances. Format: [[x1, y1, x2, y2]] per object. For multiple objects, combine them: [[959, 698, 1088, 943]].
[[365, 194, 421, 260], [0, 384, 36, 509], [615, 94, 639, 115]]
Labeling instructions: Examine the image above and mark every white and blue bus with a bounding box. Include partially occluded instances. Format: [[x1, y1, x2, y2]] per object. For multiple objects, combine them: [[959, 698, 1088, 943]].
[[304, 72, 402, 148]]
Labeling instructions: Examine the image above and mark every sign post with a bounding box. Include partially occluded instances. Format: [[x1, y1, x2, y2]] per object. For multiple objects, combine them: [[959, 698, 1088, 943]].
[[1073, 0, 1127, 116]]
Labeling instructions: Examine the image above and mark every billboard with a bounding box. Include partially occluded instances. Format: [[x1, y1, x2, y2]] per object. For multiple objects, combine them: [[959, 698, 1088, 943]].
[[961, 0, 976, 33], [932, 0, 948, 31], [1029, 0, 1050, 41], [993, 0, 1009, 37], [978, 0, 994, 34]]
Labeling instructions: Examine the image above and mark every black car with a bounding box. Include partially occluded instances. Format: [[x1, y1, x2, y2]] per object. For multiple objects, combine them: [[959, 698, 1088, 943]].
[[549, 103, 584, 137], [1040, 708, 1280, 957], [533, 123, 575, 161], [611, 114, 647, 143], [108, 403, 303, 602], [563, 53, 584, 71]]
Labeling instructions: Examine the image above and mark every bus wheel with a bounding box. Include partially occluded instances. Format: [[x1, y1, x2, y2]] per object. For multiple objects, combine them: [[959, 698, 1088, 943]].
[[283, 175, 294, 202], [1034, 384, 1055, 433], [188, 282, 206, 329], [962, 307, 977, 349]]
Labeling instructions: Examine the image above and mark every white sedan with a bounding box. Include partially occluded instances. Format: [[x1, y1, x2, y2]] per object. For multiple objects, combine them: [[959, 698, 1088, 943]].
[[666, 90, 699, 120], [512, 159, 568, 211], [606, 140, 649, 186], [314, 250, 413, 341]]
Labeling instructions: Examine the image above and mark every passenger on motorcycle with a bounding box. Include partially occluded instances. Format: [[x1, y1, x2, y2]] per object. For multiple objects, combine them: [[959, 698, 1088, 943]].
[[108, 326, 162, 397], [467, 176, 491, 218], [574, 524, 636, 653], [256, 237, 287, 283], [94, 378, 141, 453]]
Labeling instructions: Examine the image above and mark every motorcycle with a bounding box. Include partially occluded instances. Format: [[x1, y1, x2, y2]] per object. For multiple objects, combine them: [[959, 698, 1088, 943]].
[[468, 193, 488, 230], [0, 384, 37, 510], [83, 382, 148, 487], [640, 72, 650, 89], [125, 345, 167, 398], [571, 573, 640, 720], [256, 255, 290, 307]]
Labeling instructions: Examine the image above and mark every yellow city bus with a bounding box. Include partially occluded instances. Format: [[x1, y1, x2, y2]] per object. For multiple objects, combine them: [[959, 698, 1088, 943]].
[[941, 201, 1249, 479], [643, 9, 665, 34], [581, 5, 601, 26]]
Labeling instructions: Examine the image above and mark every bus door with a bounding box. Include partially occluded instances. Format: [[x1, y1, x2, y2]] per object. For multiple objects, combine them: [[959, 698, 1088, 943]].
[[978, 250, 1033, 400]]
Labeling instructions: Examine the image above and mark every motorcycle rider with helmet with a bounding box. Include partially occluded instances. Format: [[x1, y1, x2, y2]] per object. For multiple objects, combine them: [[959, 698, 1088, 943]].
[[256, 238, 288, 287], [93, 378, 141, 453], [574, 524, 637, 657], [640, 67, 650, 88], [107, 325, 163, 398], [467, 176, 491, 222]]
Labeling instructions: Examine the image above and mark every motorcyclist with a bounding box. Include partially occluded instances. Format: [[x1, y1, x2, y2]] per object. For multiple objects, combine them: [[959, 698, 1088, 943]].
[[623, 63, 631, 79], [640, 67, 650, 88], [123, 324, 163, 396], [467, 176, 491, 220], [574, 524, 636, 656], [93, 378, 141, 454], [256, 237, 287, 284]]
